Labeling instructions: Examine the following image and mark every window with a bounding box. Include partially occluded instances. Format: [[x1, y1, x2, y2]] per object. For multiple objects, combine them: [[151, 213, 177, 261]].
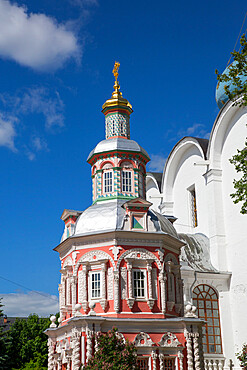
[[164, 358, 175, 370], [137, 358, 149, 370], [189, 187, 198, 227], [91, 272, 101, 299], [193, 285, 222, 354], [133, 270, 146, 299], [103, 171, 113, 193], [122, 170, 132, 192]]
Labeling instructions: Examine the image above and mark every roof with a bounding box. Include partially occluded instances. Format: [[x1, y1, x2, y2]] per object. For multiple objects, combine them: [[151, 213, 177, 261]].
[[71, 199, 179, 238], [179, 233, 218, 273], [87, 137, 150, 162]]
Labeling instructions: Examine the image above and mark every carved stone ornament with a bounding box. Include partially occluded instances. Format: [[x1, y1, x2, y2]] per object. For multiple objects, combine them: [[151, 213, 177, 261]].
[[117, 248, 162, 270], [109, 245, 122, 261], [127, 298, 135, 309], [115, 332, 126, 343], [184, 304, 197, 318], [134, 332, 154, 347], [74, 250, 115, 275], [159, 332, 181, 347]]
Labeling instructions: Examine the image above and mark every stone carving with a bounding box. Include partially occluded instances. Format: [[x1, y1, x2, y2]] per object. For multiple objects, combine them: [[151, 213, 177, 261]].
[[86, 329, 93, 362], [71, 327, 81, 370], [151, 350, 158, 370], [100, 262, 107, 311], [63, 256, 73, 268], [192, 333, 201, 370], [72, 251, 79, 265], [133, 332, 154, 347], [108, 267, 114, 300], [74, 250, 115, 275], [78, 266, 88, 312], [155, 247, 165, 262], [49, 315, 57, 328], [159, 353, 164, 370], [159, 271, 167, 314], [47, 338, 56, 370], [152, 268, 158, 300], [116, 331, 126, 343], [147, 262, 155, 309], [117, 248, 161, 270], [114, 271, 120, 312], [127, 261, 134, 309], [120, 267, 127, 299], [184, 304, 197, 318], [178, 350, 184, 370], [159, 332, 181, 347], [184, 330, 194, 370], [109, 245, 122, 260]]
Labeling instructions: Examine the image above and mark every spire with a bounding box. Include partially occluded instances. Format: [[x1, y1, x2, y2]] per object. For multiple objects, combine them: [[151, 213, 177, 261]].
[[102, 62, 133, 140]]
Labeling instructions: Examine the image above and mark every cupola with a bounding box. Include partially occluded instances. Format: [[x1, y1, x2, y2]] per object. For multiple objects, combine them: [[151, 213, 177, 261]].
[[87, 62, 150, 204]]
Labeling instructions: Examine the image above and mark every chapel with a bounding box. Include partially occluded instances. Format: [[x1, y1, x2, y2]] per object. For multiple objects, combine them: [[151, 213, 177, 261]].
[[45, 63, 205, 370]]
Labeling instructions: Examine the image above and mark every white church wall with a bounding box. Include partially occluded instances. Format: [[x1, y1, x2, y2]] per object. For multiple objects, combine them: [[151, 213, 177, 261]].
[[146, 175, 162, 211]]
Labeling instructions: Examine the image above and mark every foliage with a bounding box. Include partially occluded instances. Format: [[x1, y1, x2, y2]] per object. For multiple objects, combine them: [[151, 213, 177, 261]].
[[216, 34, 247, 214], [4, 313, 50, 369], [0, 298, 8, 368], [236, 343, 247, 369], [83, 328, 138, 370]]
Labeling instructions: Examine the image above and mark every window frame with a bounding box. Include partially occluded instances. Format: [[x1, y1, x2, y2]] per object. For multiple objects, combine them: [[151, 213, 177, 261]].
[[122, 169, 132, 193], [88, 270, 102, 301], [192, 284, 223, 354], [103, 169, 113, 194], [132, 268, 147, 300]]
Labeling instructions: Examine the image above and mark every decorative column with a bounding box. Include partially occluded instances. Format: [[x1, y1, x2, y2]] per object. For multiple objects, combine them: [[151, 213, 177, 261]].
[[47, 338, 55, 370], [79, 263, 88, 312], [184, 330, 193, 370], [86, 329, 93, 363], [175, 275, 182, 314], [72, 276, 78, 316], [147, 262, 155, 309], [127, 261, 134, 309], [166, 261, 175, 311], [178, 350, 184, 370], [151, 350, 157, 370], [100, 262, 107, 310], [113, 270, 120, 312], [72, 328, 81, 370], [159, 271, 166, 314], [159, 353, 164, 370], [66, 276, 71, 306], [192, 331, 205, 370]]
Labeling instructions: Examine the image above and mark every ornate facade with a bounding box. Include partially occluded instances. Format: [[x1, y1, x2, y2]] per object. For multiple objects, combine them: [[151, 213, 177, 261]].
[[45, 64, 205, 369]]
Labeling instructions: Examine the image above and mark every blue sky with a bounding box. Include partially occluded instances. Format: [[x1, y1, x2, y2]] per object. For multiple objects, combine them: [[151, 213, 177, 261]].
[[0, 0, 245, 316]]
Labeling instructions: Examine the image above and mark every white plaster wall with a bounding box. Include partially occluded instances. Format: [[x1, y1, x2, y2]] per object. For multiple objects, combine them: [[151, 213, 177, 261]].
[[146, 176, 162, 211], [170, 146, 209, 236], [220, 108, 247, 358]]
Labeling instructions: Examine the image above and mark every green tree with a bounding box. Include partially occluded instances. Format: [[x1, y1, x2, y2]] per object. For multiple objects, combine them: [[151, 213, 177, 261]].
[[216, 34, 247, 214], [83, 328, 138, 370], [236, 343, 247, 369], [0, 298, 8, 369], [5, 313, 50, 369]]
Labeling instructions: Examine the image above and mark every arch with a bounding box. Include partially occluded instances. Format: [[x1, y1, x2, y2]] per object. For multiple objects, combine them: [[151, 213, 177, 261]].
[[159, 332, 181, 347], [74, 250, 116, 275], [117, 248, 162, 270], [164, 253, 179, 265], [133, 332, 154, 347], [207, 97, 246, 169], [118, 158, 137, 168], [100, 161, 114, 170], [192, 284, 222, 354], [162, 137, 207, 204]]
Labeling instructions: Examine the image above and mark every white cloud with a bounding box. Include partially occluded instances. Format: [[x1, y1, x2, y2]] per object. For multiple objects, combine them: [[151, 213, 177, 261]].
[[31, 136, 48, 152], [1, 291, 59, 317], [0, 113, 17, 151], [0, 87, 65, 129], [167, 123, 211, 143], [0, 0, 81, 71], [148, 154, 167, 172]]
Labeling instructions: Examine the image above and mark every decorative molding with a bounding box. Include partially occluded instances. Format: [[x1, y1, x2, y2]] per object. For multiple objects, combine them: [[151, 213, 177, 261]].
[[159, 332, 181, 347], [133, 332, 154, 347], [86, 329, 93, 363], [113, 271, 120, 313], [155, 247, 165, 262], [120, 267, 127, 299], [71, 327, 81, 370], [74, 250, 115, 275], [151, 350, 158, 370], [108, 267, 114, 300], [109, 245, 122, 261], [159, 271, 167, 314], [184, 330, 194, 370], [63, 256, 73, 268], [117, 248, 161, 270]]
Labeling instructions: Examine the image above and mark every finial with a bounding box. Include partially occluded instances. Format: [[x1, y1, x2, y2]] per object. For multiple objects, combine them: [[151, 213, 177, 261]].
[[112, 61, 122, 98], [112, 61, 120, 82]]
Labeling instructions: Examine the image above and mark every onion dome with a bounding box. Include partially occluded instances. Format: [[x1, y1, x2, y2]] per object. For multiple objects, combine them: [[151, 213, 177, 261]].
[[216, 62, 247, 109]]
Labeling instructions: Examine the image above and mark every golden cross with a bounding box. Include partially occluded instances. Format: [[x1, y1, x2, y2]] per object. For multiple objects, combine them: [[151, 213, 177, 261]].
[[112, 61, 120, 82]]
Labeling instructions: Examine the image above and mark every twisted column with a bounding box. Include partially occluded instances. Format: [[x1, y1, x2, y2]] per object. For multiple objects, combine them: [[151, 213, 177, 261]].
[[178, 350, 184, 370], [127, 261, 134, 309], [151, 350, 157, 370], [113, 271, 120, 312], [86, 329, 93, 363], [80, 264, 88, 312], [159, 353, 164, 370], [71, 276, 78, 316], [184, 330, 193, 370], [192, 332, 201, 370], [72, 328, 81, 370], [47, 338, 55, 370]]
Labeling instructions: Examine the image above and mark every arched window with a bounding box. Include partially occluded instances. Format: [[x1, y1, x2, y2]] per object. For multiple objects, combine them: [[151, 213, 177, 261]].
[[193, 284, 222, 354], [121, 162, 133, 193], [102, 163, 113, 194]]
